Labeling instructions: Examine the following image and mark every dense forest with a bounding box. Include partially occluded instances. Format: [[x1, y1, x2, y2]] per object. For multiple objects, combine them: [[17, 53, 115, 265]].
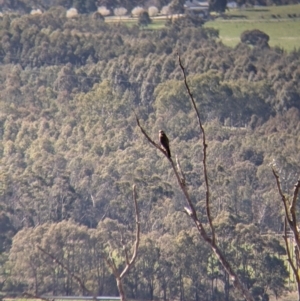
[[0, 6, 300, 301]]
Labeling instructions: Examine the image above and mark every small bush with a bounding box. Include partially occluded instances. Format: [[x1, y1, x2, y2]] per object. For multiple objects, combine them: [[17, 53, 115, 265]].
[[98, 6, 110, 16], [148, 6, 159, 17], [240, 29, 269, 46], [138, 11, 152, 26], [114, 7, 127, 17], [161, 5, 171, 15], [66, 8, 78, 18], [31, 9, 42, 15], [132, 6, 145, 17]]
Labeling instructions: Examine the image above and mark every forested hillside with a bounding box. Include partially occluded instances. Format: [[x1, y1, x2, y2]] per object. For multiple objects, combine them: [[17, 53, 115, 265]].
[[0, 8, 300, 301]]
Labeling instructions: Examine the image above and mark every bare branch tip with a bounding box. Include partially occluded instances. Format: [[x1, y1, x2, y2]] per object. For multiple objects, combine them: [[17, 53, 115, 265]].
[[184, 206, 193, 217]]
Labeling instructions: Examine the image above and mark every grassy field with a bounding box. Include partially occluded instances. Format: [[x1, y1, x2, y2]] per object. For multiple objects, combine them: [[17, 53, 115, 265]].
[[225, 3, 300, 19], [106, 4, 300, 52], [204, 4, 300, 51], [204, 19, 300, 51]]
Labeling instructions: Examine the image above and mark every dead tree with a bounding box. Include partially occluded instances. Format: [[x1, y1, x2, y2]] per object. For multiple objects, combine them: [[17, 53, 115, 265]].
[[105, 185, 140, 301], [38, 245, 94, 297], [135, 55, 255, 301], [38, 185, 140, 301], [273, 169, 300, 300]]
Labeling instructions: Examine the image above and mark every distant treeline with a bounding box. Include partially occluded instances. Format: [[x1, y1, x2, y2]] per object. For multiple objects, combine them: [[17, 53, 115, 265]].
[[1, 0, 299, 14]]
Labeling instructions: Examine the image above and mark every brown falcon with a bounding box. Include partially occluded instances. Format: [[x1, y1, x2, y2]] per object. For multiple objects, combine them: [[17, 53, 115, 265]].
[[159, 130, 171, 158]]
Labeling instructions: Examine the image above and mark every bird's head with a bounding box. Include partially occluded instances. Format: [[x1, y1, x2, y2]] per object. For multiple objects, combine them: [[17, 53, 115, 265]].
[[159, 130, 165, 135]]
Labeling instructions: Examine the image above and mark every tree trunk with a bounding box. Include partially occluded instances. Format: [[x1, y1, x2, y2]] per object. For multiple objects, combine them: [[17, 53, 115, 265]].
[[116, 277, 126, 301], [179, 269, 184, 301], [224, 272, 230, 301]]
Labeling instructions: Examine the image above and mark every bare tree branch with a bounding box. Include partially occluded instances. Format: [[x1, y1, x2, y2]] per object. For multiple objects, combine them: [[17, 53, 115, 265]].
[[272, 168, 292, 225], [291, 179, 300, 224], [120, 185, 140, 279], [37, 246, 93, 296], [121, 233, 130, 266], [135, 116, 255, 301], [105, 185, 140, 301], [283, 218, 298, 278], [35, 170, 140, 301], [273, 169, 300, 249], [105, 256, 119, 278], [135, 55, 256, 301], [135, 115, 200, 221], [177, 53, 215, 244], [134, 111, 172, 160], [176, 155, 186, 187], [273, 168, 300, 299], [22, 292, 53, 301]]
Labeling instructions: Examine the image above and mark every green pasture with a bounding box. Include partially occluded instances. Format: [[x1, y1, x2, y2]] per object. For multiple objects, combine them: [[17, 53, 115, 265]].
[[106, 4, 300, 52], [225, 3, 300, 19], [204, 19, 300, 51], [205, 4, 300, 51]]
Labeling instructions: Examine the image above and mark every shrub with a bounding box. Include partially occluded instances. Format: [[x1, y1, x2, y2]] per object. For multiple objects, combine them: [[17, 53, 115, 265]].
[[92, 11, 105, 20], [98, 6, 110, 16], [132, 6, 145, 17], [161, 5, 171, 15], [240, 29, 270, 46], [148, 6, 159, 17], [66, 8, 78, 18], [30, 9, 42, 15], [138, 11, 152, 26], [114, 7, 127, 17]]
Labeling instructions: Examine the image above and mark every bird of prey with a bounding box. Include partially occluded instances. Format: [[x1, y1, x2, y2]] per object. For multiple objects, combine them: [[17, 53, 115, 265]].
[[159, 130, 171, 158]]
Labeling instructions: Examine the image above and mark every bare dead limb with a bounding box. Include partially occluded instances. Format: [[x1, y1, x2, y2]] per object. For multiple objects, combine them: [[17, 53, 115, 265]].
[[37, 246, 93, 296], [291, 179, 300, 225], [134, 111, 171, 160], [283, 218, 299, 279], [177, 54, 215, 244], [177, 55, 255, 300], [120, 185, 140, 279], [273, 168, 300, 299], [105, 184, 140, 301], [272, 168, 292, 225], [35, 186, 140, 301], [135, 117, 255, 301], [121, 233, 130, 265], [273, 169, 300, 250], [22, 292, 53, 301], [135, 53, 256, 301], [176, 155, 187, 186], [134, 116, 200, 221]]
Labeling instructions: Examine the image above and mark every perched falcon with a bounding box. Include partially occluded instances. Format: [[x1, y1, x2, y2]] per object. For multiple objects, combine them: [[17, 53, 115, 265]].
[[159, 130, 171, 158]]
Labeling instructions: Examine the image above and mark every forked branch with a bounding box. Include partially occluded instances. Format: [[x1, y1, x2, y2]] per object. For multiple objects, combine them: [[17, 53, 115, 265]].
[[272, 168, 300, 250], [273, 168, 300, 299], [134, 112, 171, 160], [105, 185, 140, 301], [22, 292, 53, 301], [135, 53, 256, 301], [120, 184, 140, 279], [38, 246, 93, 296], [134, 114, 200, 224], [37, 186, 141, 301], [283, 218, 298, 279], [177, 54, 215, 244], [272, 168, 292, 225]]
